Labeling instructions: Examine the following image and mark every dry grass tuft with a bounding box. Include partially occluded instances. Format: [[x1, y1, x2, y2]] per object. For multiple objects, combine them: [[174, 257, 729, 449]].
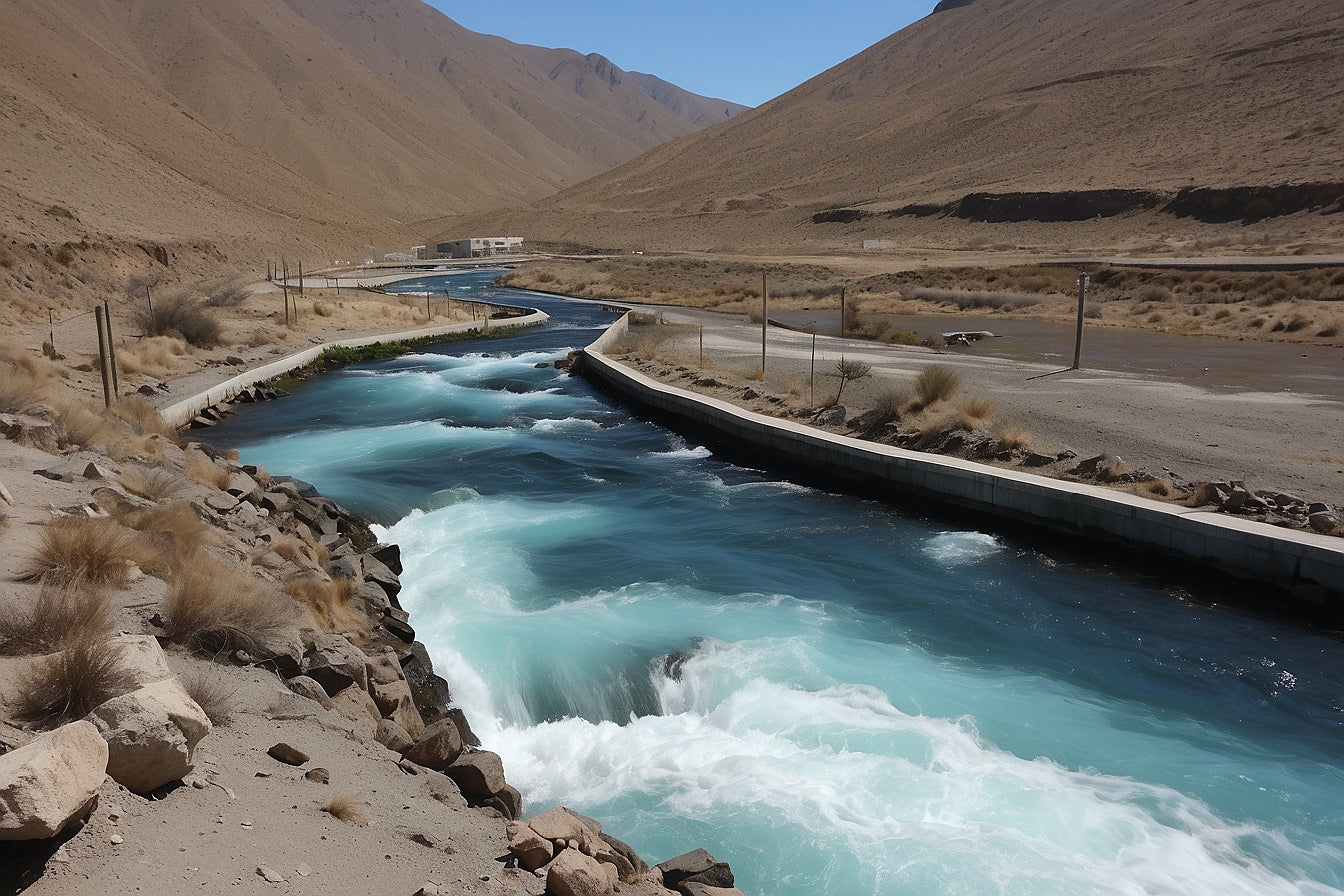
[[116, 335, 190, 377], [185, 448, 230, 490], [0, 357, 56, 414], [50, 401, 123, 451], [14, 634, 135, 727], [111, 396, 179, 440], [22, 516, 139, 587], [283, 575, 366, 634], [119, 466, 184, 502], [179, 669, 237, 725], [115, 503, 219, 575], [295, 525, 330, 565], [914, 365, 962, 408], [958, 396, 996, 422], [1145, 479, 1173, 497], [0, 584, 116, 655], [320, 794, 368, 826], [162, 556, 300, 657], [994, 426, 1033, 452]]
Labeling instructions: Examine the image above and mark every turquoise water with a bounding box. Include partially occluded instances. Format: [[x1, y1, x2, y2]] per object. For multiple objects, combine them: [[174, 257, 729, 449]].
[[210, 273, 1344, 896]]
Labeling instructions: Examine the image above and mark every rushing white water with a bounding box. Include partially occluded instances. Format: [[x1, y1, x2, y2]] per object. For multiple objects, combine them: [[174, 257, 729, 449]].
[[211, 275, 1344, 896]]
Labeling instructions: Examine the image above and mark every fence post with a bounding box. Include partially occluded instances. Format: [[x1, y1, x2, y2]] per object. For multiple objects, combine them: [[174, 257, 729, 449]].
[[103, 298, 119, 397], [94, 306, 111, 408]]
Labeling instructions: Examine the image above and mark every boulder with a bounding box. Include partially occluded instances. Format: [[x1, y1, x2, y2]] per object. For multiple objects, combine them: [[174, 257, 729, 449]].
[[86, 679, 211, 795], [545, 848, 613, 896], [0, 721, 108, 840], [302, 633, 368, 697], [445, 750, 507, 799], [369, 542, 403, 575], [402, 717, 463, 771], [599, 832, 647, 882], [369, 677, 424, 738], [284, 675, 332, 709], [680, 886, 747, 896], [266, 743, 310, 766], [657, 849, 734, 892], [327, 684, 381, 741], [112, 634, 174, 688], [487, 782, 523, 821], [375, 719, 413, 754], [225, 472, 262, 504], [508, 821, 555, 871], [528, 806, 598, 845], [1309, 511, 1342, 535]]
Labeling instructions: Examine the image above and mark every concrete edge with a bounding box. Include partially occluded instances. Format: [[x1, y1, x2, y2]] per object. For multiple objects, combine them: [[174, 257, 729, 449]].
[[161, 309, 548, 429], [579, 313, 1344, 607]]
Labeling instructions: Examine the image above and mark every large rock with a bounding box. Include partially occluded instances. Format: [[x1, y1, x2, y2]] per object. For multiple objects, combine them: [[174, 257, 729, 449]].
[[112, 634, 174, 689], [598, 832, 647, 882], [401, 717, 463, 771], [369, 677, 425, 738], [0, 721, 108, 840], [507, 821, 555, 871], [545, 848, 613, 896], [528, 806, 599, 845], [302, 633, 368, 697], [327, 684, 380, 741], [657, 849, 734, 892], [444, 750, 506, 799], [86, 679, 211, 795]]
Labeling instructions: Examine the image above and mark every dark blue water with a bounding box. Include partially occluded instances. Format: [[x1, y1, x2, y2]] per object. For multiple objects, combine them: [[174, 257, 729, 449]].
[[208, 272, 1344, 896]]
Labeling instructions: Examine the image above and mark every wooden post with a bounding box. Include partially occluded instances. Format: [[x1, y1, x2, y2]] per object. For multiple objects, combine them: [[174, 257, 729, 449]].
[[103, 298, 119, 397], [699, 326, 703, 367], [282, 260, 290, 325], [298, 261, 304, 297], [94, 306, 112, 408], [840, 284, 847, 340], [145, 285, 156, 333], [426, 295, 431, 320], [48, 309, 55, 354], [1072, 274, 1089, 370], [810, 325, 817, 408], [761, 271, 768, 376]]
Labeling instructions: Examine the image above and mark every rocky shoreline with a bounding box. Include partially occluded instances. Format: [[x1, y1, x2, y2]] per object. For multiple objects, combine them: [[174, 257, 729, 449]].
[[1, 377, 745, 896]]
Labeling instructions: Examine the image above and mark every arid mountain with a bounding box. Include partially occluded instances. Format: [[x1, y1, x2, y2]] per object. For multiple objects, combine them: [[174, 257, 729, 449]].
[[625, 72, 751, 128], [0, 0, 729, 261], [451, 0, 1344, 254]]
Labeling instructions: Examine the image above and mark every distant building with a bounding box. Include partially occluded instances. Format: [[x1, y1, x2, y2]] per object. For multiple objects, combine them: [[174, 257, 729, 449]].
[[383, 252, 416, 263], [434, 237, 524, 259], [411, 245, 427, 260]]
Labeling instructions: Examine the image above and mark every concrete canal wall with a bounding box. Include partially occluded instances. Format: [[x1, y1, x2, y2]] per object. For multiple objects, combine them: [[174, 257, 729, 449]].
[[581, 316, 1344, 612]]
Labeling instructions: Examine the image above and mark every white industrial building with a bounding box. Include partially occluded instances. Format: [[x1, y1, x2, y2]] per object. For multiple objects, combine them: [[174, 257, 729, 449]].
[[434, 237, 524, 259]]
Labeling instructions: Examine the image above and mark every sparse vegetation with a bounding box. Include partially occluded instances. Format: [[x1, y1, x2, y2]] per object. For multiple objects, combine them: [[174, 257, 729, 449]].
[[162, 556, 300, 657], [832, 357, 872, 403], [21, 516, 139, 587], [0, 584, 116, 654], [180, 669, 237, 725], [185, 447, 230, 490], [321, 794, 368, 826], [119, 465, 184, 502], [14, 634, 135, 727], [914, 365, 961, 407], [283, 575, 365, 634], [133, 293, 222, 347]]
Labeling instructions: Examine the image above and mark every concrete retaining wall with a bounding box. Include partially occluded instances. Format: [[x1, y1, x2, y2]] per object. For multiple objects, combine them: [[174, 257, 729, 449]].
[[161, 310, 547, 429], [580, 332, 1344, 610]]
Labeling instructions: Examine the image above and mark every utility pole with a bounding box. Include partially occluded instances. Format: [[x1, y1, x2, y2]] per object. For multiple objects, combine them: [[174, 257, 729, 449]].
[[94, 306, 112, 408], [761, 271, 768, 377], [1072, 273, 1090, 370]]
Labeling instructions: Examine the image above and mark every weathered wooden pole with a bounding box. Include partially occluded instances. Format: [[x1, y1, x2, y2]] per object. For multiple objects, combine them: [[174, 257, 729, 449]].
[[48, 309, 55, 355], [94, 305, 112, 408], [145, 285, 156, 333], [103, 298, 119, 397], [840, 284, 847, 340], [282, 260, 290, 325], [1072, 273, 1089, 370], [761, 271, 768, 376], [298, 261, 304, 297]]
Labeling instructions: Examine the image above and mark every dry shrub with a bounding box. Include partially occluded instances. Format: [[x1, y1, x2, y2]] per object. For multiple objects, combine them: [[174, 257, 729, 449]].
[[959, 397, 996, 422], [283, 575, 365, 634], [0, 584, 115, 654], [111, 396, 178, 440], [320, 794, 367, 826], [185, 448, 229, 490], [50, 401, 122, 451], [22, 516, 138, 587], [162, 556, 300, 657], [0, 357, 55, 414], [115, 503, 218, 575], [295, 525, 330, 565], [312, 301, 334, 317], [179, 669, 237, 725], [994, 426, 1032, 451], [1318, 324, 1340, 338], [870, 387, 909, 426], [116, 335, 190, 377], [119, 465, 183, 502], [914, 365, 961, 407], [14, 635, 135, 726], [133, 293, 221, 348], [1145, 479, 1173, 497]]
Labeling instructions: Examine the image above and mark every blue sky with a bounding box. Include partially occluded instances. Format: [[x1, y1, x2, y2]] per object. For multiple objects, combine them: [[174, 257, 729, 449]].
[[425, 1, 932, 108]]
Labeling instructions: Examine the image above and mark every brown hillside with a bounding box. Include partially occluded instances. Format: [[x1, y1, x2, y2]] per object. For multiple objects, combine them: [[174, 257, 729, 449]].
[[449, 0, 1344, 255], [0, 0, 719, 262]]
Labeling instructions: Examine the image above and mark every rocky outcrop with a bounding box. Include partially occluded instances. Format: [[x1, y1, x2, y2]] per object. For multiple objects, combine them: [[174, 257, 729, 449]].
[[0, 721, 107, 841], [86, 678, 212, 795]]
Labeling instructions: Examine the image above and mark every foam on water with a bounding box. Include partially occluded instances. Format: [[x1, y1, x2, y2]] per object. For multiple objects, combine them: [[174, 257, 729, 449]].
[[213, 276, 1344, 896]]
